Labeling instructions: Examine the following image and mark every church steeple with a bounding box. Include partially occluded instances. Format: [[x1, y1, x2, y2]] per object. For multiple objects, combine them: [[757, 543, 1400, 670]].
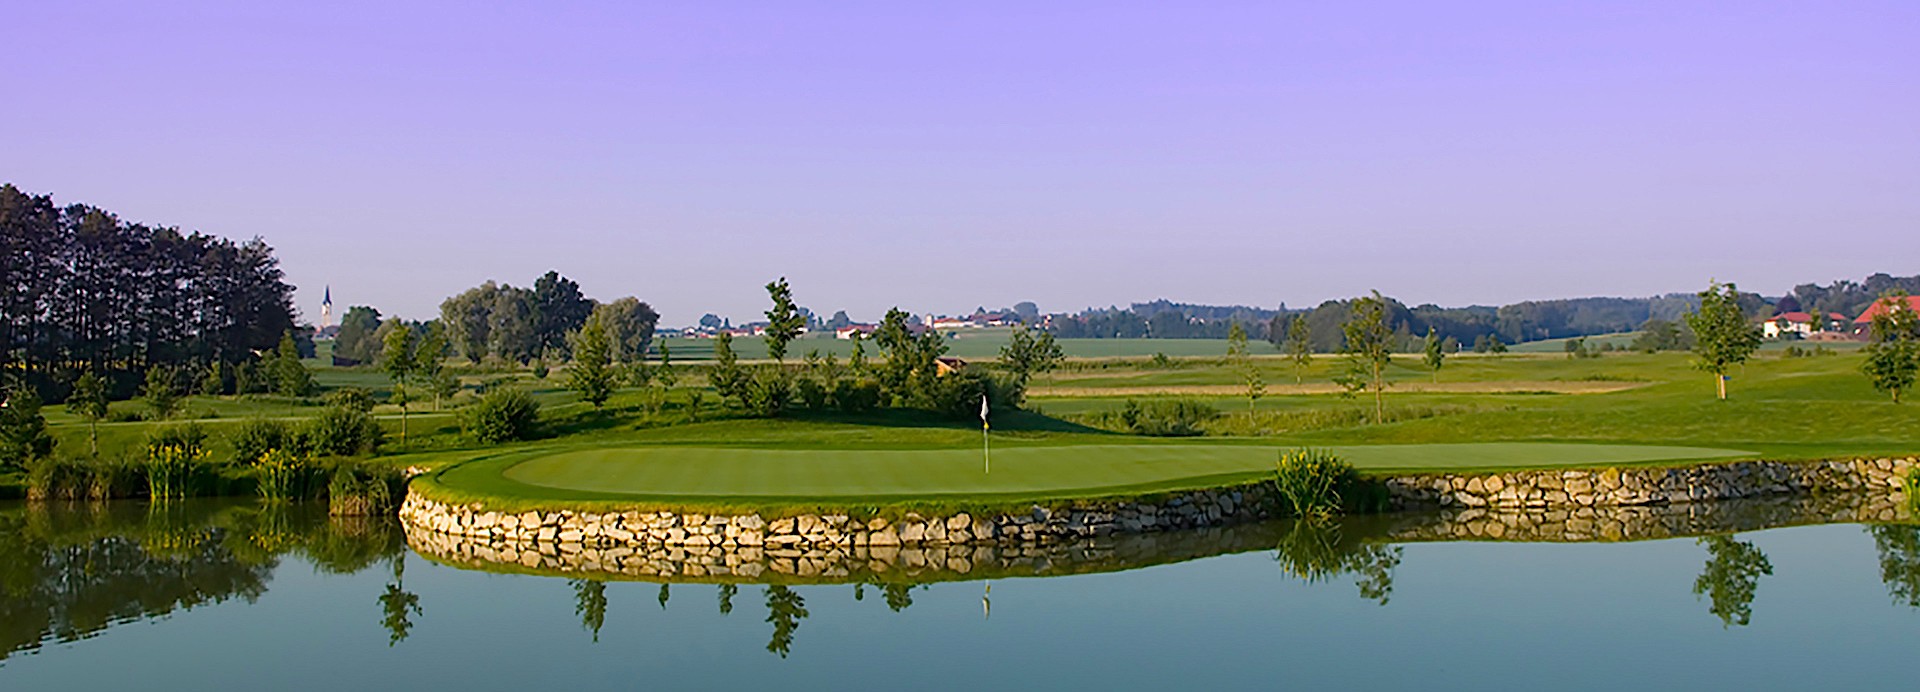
[[320, 285, 334, 329]]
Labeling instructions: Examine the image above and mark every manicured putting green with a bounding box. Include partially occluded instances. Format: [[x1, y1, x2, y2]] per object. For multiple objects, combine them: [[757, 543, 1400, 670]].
[[485, 442, 1750, 500]]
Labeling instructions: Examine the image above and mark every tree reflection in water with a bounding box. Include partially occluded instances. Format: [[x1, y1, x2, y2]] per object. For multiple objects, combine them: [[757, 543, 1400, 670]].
[[1273, 519, 1402, 605], [0, 500, 407, 661], [571, 579, 608, 642], [763, 585, 808, 658], [1867, 524, 1920, 608], [717, 583, 737, 615], [1693, 535, 1773, 627], [881, 583, 917, 612]]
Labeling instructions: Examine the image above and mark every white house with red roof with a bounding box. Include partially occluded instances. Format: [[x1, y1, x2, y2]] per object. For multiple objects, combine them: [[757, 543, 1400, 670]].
[[835, 324, 877, 340], [1762, 311, 1847, 339], [1851, 295, 1920, 337]]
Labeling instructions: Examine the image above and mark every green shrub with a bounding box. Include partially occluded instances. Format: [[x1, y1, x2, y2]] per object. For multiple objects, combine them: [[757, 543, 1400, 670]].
[[685, 389, 708, 421], [328, 461, 402, 516], [831, 379, 882, 413], [25, 455, 91, 501], [106, 409, 146, 423], [929, 371, 1025, 421], [307, 389, 384, 456], [231, 418, 300, 464], [1120, 398, 1216, 436], [86, 456, 141, 500], [1904, 468, 1919, 512], [462, 387, 540, 443], [795, 378, 829, 410], [1273, 448, 1356, 519], [743, 369, 791, 418]]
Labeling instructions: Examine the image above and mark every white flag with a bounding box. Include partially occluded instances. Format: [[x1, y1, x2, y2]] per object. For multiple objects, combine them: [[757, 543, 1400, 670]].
[[979, 394, 989, 423]]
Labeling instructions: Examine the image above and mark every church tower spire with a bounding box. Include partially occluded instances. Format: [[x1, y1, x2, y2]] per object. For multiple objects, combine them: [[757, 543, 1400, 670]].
[[320, 285, 334, 329]]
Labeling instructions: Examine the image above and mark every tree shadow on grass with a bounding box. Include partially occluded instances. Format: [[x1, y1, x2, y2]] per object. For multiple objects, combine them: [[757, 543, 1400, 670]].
[[779, 408, 1119, 436], [533, 399, 1119, 441]]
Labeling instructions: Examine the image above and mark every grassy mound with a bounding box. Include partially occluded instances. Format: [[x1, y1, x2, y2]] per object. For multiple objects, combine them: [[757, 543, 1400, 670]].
[[419, 441, 1748, 511]]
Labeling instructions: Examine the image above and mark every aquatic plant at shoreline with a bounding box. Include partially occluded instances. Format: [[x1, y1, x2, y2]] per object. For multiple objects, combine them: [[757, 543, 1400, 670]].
[[1273, 448, 1355, 519], [254, 448, 313, 502]]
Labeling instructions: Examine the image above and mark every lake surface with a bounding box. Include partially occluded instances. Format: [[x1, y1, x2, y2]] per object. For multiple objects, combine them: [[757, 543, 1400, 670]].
[[2, 498, 1916, 691]]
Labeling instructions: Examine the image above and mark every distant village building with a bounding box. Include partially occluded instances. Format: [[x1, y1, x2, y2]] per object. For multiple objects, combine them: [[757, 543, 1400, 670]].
[[1851, 295, 1920, 338], [1761, 311, 1845, 339], [835, 324, 877, 340]]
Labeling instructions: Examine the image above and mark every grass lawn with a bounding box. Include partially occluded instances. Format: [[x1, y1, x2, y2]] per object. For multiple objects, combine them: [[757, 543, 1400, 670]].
[[432, 442, 1746, 506]]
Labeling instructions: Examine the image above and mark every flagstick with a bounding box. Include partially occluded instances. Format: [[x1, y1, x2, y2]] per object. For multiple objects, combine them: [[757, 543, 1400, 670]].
[[983, 422, 990, 474]]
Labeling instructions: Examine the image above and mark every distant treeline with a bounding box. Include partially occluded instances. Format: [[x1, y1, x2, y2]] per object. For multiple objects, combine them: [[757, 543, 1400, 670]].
[[1, 184, 298, 396], [329, 271, 660, 368], [1783, 274, 1920, 319], [1043, 293, 1713, 350], [1046, 273, 1920, 351]]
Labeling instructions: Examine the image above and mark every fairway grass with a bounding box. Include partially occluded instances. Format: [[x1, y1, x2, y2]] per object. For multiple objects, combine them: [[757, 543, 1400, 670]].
[[425, 442, 1749, 509]]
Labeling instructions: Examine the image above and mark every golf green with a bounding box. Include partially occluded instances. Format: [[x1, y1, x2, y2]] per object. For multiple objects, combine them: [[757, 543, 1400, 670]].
[[460, 442, 1750, 501]]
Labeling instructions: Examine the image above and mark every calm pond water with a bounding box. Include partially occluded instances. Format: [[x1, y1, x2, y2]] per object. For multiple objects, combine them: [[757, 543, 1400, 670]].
[[2, 498, 1916, 691]]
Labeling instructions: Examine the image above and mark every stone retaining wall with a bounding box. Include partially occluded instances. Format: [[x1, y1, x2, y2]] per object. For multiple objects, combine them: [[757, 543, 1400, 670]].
[[399, 484, 1276, 551], [1380, 457, 1914, 510]]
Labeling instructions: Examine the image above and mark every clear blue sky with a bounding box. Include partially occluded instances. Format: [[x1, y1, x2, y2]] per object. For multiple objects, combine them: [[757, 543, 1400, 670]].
[[5, 1, 1916, 325]]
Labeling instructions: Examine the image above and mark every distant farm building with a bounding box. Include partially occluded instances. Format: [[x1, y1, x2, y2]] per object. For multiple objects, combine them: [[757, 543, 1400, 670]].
[[1762, 311, 1847, 339], [1852, 295, 1920, 337]]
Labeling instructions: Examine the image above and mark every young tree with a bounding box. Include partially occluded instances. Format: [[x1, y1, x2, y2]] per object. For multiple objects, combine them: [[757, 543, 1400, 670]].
[[998, 328, 1057, 386], [567, 315, 616, 410], [1227, 322, 1264, 411], [1284, 315, 1312, 384], [655, 343, 678, 388], [1337, 291, 1394, 424], [0, 388, 55, 473], [1033, 330, 1064, 389], [201, 361, 228, 396], [66, 370, 110, 455], [1685, 281, 1763, 401], [762, 277, 805, 363], [273, 330, 315, 401], [1860, 291, 1920, 403], [142, 365, 183, 421], [381, 319, 419, 447], [708, 332, 748, 405], [1422, 327, 1445, 383], [415, 322, 454, 410]]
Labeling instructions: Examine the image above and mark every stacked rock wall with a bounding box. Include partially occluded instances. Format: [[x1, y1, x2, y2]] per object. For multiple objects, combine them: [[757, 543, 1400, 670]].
[[399, 484, 1277, 551], [1382, 457, 1913, 510]]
